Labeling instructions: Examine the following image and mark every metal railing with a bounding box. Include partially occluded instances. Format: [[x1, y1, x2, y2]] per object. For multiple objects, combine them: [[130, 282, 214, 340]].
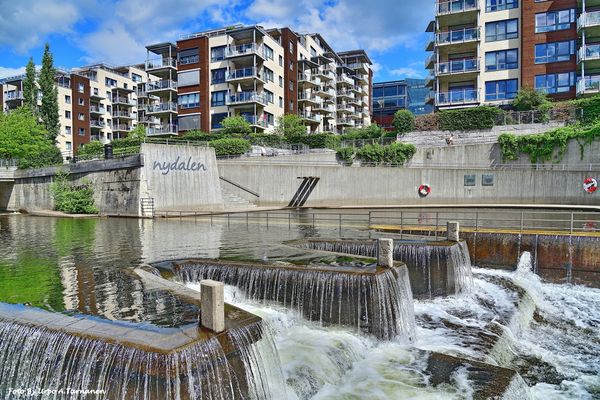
[[437, 0, 478, 15], [578, 11, 600, 30], [495, 109, 577, 125], [143, 138, 209, 147], [145, 57, 177, 70], [227, 67, 262, 81], [436, 89, 479, 105], [227, 92, 267, 106], [340, 138, 397, 148], [436, 58, 479, 75], [0, 159, 18, 169], [436, 27, 479, 45]]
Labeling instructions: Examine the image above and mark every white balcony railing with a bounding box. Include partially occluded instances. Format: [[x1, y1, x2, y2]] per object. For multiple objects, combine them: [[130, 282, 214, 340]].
[[578, 44, 600, 63], [436, 89, 479, 106], [146, 102, 178, 113], [242, 115, 269, 128], [299, 112, 322, 122], [147, 124, 178, 136], [436, 58, 479, 75], [577, 77, 600, 95], [226, 67, 262, 81], [89, 105, 106, 114], [436, 27, 479, 45], [147, 80, 178, 92], [145, 57, 177, 70], [578, 11, 600, 30], [227, 91, 267, 106], [5, 91, 24, 101], [225, 43, 264, 58], [436, 0, 478, 16]]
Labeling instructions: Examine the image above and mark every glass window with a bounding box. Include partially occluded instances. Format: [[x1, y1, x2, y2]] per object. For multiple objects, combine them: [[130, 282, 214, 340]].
[[211, 112, 228, 130], [78, 98, 85, 106], [482, 174, 494, 186], [211, 90, 227, 107], [179, 114, 200, 131], [211, 46, 225, 62], [264, 89, 274, 103], [178, 70, 200, 87], [535, 9, 575, 33], [65, 95, 71, 104], [534, 40, 575, 63], [485, 49, 518, 71], [105, 78, 116, 87], [383, 86, 397, 96], [178, 92, 199, 109], [279, 55, 283, 67], [279, 76, 283, 87], [264, 45, 273, 60], [534, 72, 576, 93], [263, 67, 274, 82], [373, 87, 384, 98], [265, 112, 274, 125], [486, 19, 518, 42], [279, 96, 283, 108], [179, 48, 199, 65], [485, 79, 518, 101], [486, 0, 518, 12], [78, 128, 85, 136], [211, 68, 226, 84], [464, 175, 476, 186], [131, 73, 142, 82]]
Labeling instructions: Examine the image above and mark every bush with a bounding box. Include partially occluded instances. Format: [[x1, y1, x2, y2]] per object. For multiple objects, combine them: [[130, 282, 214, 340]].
[[180, 130, 213, 142], [342, 124, 386, 140], [438, 106, 503, 131], [221, 116, 252, 135], [209, 138, 251, 156], [512, 87, 551, 112], [355, 142, 416, 165], [336, 147, 354, 164], [77, 140, 104, 158], [414, 113, 439, 131], [570, 95, 600, 125], [275, 114, 307, 138], [49, 170, 98, 214], [393, 110, 415, 135], [249, 133, 286, 147], [294, 133, 340, 149]]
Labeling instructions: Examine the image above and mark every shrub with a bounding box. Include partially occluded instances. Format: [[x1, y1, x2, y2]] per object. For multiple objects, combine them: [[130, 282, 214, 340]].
[[220, 116, 252, 135], [393, 110, 415, 135], [249, 133, 286, 147], [294, 133, 340, 149], [275, 114, 307, 138], [181, 130, 213, 142], [209, 138, 251, 156], [438, 106, 502, 131], [570, 95, 600, 124], [49, 170, 98, 214], [342, 124, 386, 140], [414, 113, 439, 131], [336, 147, 354, 164], [77, 140, 104, 158], [355, 142, 416, 165], [512, 87, 551, 112]]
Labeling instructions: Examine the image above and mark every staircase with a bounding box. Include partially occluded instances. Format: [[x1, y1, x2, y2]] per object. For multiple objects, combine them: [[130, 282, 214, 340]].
[[221, 186, 257, 209], [140, 198, 155, 218]]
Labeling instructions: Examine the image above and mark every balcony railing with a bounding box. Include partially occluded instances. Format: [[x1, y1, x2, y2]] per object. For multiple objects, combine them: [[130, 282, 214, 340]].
[[225, 43, 264, 58], [89, 105, 106, 114], [315, 87, 336, 97], [336, 74, 354, 85], [577, 77, 600, 95], [347, 62, 369, 72], [436, 0, 478, 16], [425, 53, 437, 68], [578, 45, 600, 63], [112, 124, 132, 132], [226, 67, 262, 81], [242, 115, 268, 127], [337, 118, 354, 126], [436, 27, 479, 45], [112, 96, 136, 106], [146, 102, 178, 113], [298, 74, 319, 85], [147, 80, 178, 91], [112, 111, 132, 118], [299, 112, 322, 123], [227, 91, 267, 106], [90, 120, 105, 128], [436, 89, 479, 106], [147, 124, 178, 136], [5, 91, 24, 101], [337, 104, 354, 112], [298, 92, 319, 102], [578, 11, 600, 30], [436, 58, 479, 75], [337, 90, 354, 98], [145, 57, 177, 70]]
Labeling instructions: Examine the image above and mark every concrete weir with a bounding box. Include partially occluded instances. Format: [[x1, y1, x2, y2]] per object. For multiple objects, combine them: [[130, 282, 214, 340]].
[[287, 237, 474, 299], [0, 271, 281, 399]]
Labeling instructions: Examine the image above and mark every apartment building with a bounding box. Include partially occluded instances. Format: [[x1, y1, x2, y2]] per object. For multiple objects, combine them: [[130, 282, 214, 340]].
[[372, 79, 434, 129], [1, 64, 157, 158], [143, 24, 373, 135], [425, 0, 598, 109]]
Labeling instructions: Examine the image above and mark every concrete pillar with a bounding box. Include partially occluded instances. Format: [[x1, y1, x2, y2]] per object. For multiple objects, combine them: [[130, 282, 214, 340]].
[[447, 221, 459, 242], [377, 238, 394, 267], [200, 280, 225, 333]]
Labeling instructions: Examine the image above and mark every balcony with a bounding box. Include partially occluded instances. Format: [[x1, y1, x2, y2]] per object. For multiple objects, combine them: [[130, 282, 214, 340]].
[[436, 0, 478, 16], [112, 96, 136, 107], [425, 53, 437, 69], [139, 116, 160, 125], [298, 73, 320, 87], [147, 124, 178, 136], [354, 73, 369, 84], [314, 69, 335, 81], [145, 57, 177, 72], [337, 104, 354, 113], [337, 118, 354, 127], [112, 110, 134, 120], [315, 86, 336, 98], [347, 63, 369, 73], [349, 111, 362, 120], [578, 44, 600, 63], [349, 97, 362, 107], [89, 105, 106, 115], [336, 74, 354, 86], [226, 67, 264, 83], [90, 120, 105, 129], [578, 11, 600, 31], [313, 102, 334, 113], [225, 43, 265, 60], [5, 91, 24, 101], [298, 92, 320, 106], [227, 91, 267, 106], [436, 58, 479, 75], [577, 77, 600, 95], [145, 102, 178, 114], [436, 27, 479, 46], [436, 89, 479, 106], [242, 115, 269, 129], [350, 85, 363, 94], [299, 112, 322, 124], [147, 79, 178, 93], [112, 124, 133, 133], [90, 91, 104, 100]]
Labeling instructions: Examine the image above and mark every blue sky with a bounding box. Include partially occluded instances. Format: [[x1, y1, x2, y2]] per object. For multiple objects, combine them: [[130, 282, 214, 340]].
[[0, 0, 433, 82]]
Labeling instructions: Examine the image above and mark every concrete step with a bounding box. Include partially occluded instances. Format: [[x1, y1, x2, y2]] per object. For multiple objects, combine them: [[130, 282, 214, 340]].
[[221, 187, 256, 208]]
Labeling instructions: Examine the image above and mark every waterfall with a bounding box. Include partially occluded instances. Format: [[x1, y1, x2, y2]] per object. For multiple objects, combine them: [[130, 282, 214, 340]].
[[173, 260, 416, 342], [291, 239, 474, 297], [0, 318, 283, 400]]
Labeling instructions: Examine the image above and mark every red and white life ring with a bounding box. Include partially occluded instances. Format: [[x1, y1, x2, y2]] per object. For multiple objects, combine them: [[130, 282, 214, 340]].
[[418, 184, 431, 197], [583, 177, 597, 193]]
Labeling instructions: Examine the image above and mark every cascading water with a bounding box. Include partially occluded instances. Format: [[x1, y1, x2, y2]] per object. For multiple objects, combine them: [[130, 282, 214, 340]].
[[172, 260, 416, 341], [291, 239, 474, 297], [0, 319, 285, 400]]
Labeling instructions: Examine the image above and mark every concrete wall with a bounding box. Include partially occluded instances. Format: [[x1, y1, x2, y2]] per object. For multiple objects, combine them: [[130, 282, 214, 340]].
[[140, 143, 223, 212], [0, 182, 14, 210]]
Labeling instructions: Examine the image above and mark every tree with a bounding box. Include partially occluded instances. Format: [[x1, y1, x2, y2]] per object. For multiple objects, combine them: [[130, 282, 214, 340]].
[[128, 124, 146, 141], [0, 107, 63, 169], [23, 58, 37, 112], [220, 115, 251, 135], [343, 124, 386, 140], [39, 43, 60, 142], [512, 87, 551, 112], [392, 109, 415, 136], [274, 114, 306, 138]]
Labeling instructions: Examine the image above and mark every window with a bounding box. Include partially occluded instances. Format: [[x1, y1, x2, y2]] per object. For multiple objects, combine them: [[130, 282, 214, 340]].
[[65, 126, 71, 135], [279, 76, 283, 87], [66, 141, 72, 151], [289, 100, 294, 110], [78, 83, 85, 93], [93, 88, 99, 96], [264, 45, 273, 60], [65, 111, 71, 119], [289, 81, 294, 91], [78, 98, 85, 106], [279, 55, 283, 67], [105, 78, 117, 87], [535, 9, 575, 33], [482, 174, 494, 186], [464, 174, 476, 186], [78, 128, 85, 136], [485, 79, 518, 101], [179, 114, 200, 131], [264, 89, 274, 103], [179, 48, 199, 65], [178, 70, 200, 87], [535, 72, 576, 94], [265, 112, 274, 125], [279, 96, 283, 108], [211, 68, 226, 84], [131, 73, 142, 82], [178, 92, 200, 109], [485, 49, 518, 71], [486, 0, 517, 12], [78, 113, 85, 121], [65, 95, 71, 104], [289, 60, 294, 71], [534, 40, 575, 64], [310, 46, 317, 57], [486, 19, 518, 42], [264, 67, 274, 82], [211, 112, 228, 130], [211, 90, 227, 106], [211, 46, 225, 62]]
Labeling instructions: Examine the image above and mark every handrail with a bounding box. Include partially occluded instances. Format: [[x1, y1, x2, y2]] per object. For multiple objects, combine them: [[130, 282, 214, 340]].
[[219, 176, 260, 197]]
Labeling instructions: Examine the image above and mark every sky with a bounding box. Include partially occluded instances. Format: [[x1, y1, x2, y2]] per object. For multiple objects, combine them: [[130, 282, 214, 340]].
[[0, 0, 433, 82]]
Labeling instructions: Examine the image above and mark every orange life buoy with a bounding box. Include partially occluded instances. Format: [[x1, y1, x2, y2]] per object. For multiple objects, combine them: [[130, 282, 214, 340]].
[[418, 184, 431, 197]]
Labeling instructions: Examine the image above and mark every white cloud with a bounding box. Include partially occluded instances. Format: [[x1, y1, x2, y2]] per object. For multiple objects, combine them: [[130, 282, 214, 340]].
[[389, 67, 425, 79], [0, 66, 26, 79]]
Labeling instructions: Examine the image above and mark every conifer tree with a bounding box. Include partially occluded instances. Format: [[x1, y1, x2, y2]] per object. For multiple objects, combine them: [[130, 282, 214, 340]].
[[39, 43, 60, 141], [22, 58, 37, 112]]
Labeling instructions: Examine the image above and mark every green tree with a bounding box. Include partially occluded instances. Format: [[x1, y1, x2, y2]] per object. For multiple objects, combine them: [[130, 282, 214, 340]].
[[220, 115, 252, 135], [23, 58, 37, 112], [39, 43, 60, 142], [275, 114, 306, 138], [50, 170, 98, 214], [0, 107, 62, 168], [181, 130, 213, 141], [129, 124, 146, 141], [512, 87, 551, 112], [393, 109, 415, 135]]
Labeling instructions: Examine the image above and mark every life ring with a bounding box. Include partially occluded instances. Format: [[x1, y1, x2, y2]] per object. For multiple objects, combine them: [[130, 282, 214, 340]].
[[583, 177, 597, 193], [418, 184, 431, 197]]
